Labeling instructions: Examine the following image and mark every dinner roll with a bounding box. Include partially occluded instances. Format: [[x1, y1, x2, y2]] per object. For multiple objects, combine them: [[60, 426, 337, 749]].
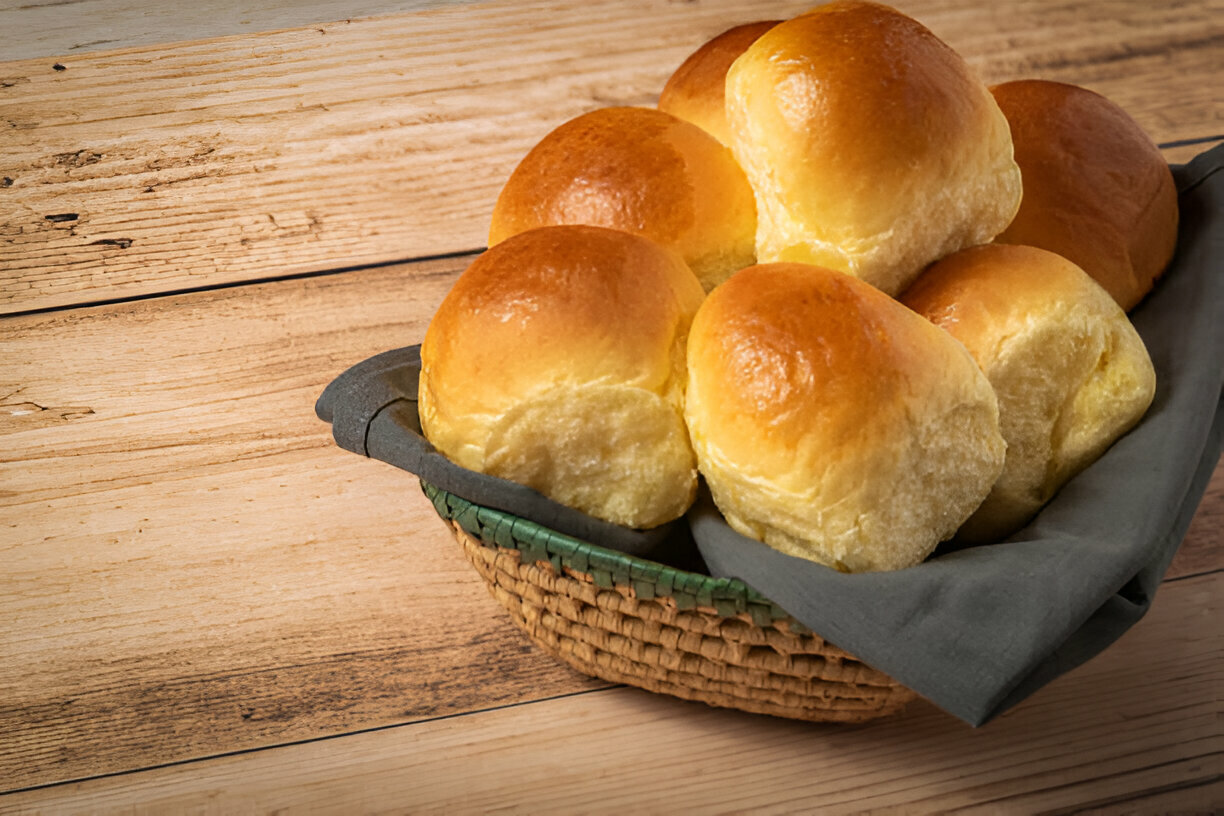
[[686, 263, 1006, 572], [902, 244, 1157, 543], [991, 79, 1179, 311], [724, 1, 1021, 296], [658, 20, 781, 145], [488, 106, 757, 292], [419, 225, 705, 529]]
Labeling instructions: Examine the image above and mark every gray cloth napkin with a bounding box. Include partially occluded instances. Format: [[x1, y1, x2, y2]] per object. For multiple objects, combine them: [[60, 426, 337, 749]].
[[317, 143, 1223, 726], [315, 346, 704, 569], [694, 145, 1223, 724]]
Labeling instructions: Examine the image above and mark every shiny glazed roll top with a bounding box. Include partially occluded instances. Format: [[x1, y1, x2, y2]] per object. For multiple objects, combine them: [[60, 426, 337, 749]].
[[725, 1, 1022, 296], [488, 106, 757, 292], [991, 79, 1179, 311], [657, 20, 781, 146], [685, 263, 1006, 572], [419, 225, 706, 530], [902, 243, 1157, 542]]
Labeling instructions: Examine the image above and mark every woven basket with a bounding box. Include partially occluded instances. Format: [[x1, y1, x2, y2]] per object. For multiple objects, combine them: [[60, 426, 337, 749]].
[[423, 481, 916, 723]]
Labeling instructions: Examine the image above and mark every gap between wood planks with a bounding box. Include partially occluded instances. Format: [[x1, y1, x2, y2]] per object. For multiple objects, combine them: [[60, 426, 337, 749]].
[[2, 135, 1220, 322], [994, 773, 1222, 816], [0, 247, 484, 320]]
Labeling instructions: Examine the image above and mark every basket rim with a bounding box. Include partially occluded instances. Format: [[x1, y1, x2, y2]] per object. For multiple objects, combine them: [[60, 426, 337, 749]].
[[421, 480, 799, 625]]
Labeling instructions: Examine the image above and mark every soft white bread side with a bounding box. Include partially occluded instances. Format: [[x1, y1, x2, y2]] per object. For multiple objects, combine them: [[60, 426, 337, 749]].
[[902, 244, 1157, 542], [657, 20, 781, 146], [488, 106, 757, 292], [685, 263, 1006, 572], [724, 1, 1021, 296], [991, 79, 1179, 312], [419, 225, 706, 529]]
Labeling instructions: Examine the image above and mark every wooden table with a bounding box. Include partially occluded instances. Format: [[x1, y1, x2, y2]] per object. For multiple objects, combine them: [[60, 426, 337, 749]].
[[2, 0, 1220, 812]]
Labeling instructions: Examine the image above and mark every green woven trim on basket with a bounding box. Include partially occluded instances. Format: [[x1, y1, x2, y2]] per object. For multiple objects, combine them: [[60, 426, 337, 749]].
[[421, 480, 797, 627]]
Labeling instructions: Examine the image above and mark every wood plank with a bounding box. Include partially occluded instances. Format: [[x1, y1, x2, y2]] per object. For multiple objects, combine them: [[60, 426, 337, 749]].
[[0, 0, 816, 314], [5, 572, 1218, 814], [1167, 462, 1224, 581], [0, 255, 604, 793], [1070, 779, 1224, 816], [0, 0, 484, 62], [1163, 138, 1223, 166], [1, 244, 1219, 792], [2, 0, 1221, 313], [3, 0, 1219, 809]]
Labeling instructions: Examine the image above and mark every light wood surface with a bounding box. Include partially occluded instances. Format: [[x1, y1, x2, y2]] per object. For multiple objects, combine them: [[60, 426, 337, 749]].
[[0, 0, 485, 61], [1, 0, 1221, 812], [2, 573, 1219, 814], [2, 249, 1219, 795], [0, 256, 607, 791], [1, 0, 1221, 314]]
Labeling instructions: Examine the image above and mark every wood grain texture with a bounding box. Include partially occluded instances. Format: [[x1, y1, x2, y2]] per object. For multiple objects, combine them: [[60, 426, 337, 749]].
[[4, 572, 1219, 814], [1, 247, 1219, 794], [1164, 138, 1224, 166], [2, 0, 1221, 313], [0, 0, 817, 314], [1168, 464, 1224, 581], [2, 1, 1222, 808], [0, 0, 485, 61], [0, 255, 605, 793]]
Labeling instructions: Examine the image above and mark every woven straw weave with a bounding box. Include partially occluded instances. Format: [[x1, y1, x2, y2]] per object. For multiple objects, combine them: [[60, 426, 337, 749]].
[[426, 482, 915, 723]]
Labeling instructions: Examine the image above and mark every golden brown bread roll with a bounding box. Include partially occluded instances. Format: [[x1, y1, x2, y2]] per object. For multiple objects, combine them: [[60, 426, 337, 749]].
[[657, 20, 781, 146], [685, 263, 1006, 572], [488, 106, 757, 292], [724, 1, 1021, 297], [419, 225, 705, 529], [991, 79, 1179, 311], [902, 244, 1157, 542]]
